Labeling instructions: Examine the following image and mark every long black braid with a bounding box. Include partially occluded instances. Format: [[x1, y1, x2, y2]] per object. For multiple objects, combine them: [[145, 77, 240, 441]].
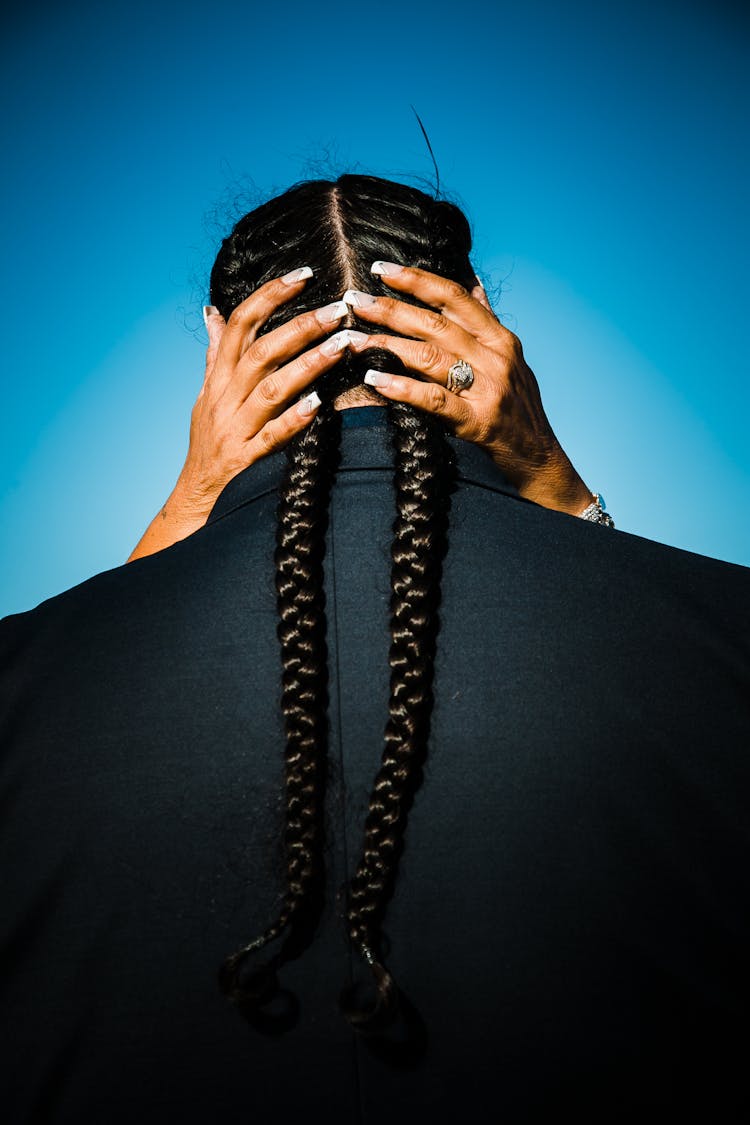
[[340, 402, 453, 1032], [210, 175, 476, 1031], [218, 406, 341, 1012]]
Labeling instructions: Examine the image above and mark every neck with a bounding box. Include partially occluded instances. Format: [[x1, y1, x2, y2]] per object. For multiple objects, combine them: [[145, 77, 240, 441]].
[[333, 386, 384, 410]]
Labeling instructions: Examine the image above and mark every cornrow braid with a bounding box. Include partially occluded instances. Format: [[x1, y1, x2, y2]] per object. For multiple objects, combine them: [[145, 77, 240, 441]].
[[218, 406, 341, 1012], [339, 402, 453, 1032]]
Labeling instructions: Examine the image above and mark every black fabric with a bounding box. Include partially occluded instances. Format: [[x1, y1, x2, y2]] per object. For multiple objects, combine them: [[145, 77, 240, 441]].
[[1, 407, 749, 1124]]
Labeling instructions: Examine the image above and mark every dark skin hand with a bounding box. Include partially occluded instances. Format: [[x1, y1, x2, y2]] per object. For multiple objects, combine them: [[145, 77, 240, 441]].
[[345, 261, 592, 515], [128, 268, 350, 561]]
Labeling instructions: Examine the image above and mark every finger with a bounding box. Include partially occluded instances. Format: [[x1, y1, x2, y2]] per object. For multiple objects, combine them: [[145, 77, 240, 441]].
[[226, 300, 349, 405], [236, 329, 358, 429], [343, 288, 479, 359], [347, 330, 483, 391], [369, 263, 511, 349], [361, 367, 473, 433], [217, 265, 314, 368], [244, 390, 322, 461], [470, 283, 493, 314]]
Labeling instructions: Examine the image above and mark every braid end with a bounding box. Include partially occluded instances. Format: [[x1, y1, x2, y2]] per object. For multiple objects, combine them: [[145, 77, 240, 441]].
[[339, 957, 400, 1035], [218, 946, 282, 1008]]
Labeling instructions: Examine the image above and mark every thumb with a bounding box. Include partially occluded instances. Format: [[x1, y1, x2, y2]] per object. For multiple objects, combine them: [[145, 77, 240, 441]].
[[202, 305, 226, 373], [470, 281, 492, 314]]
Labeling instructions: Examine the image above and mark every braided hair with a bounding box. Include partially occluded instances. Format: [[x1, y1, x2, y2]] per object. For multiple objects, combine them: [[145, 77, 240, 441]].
[[210, 175, 476, 1032]]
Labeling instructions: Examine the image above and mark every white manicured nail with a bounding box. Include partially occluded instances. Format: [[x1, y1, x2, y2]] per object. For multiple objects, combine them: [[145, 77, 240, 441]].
[[320, 329, 371, 355], [202, 305, 219, 328], [281, 266, 314, 285], [343, 330, 370, 347], [297, 391, 322, 415], [342, 289, 377, 308], [371, 261, 404, 277], [316, 300, 349, 325], [320, 331, 350, 355], [364, 369, 393, 388]]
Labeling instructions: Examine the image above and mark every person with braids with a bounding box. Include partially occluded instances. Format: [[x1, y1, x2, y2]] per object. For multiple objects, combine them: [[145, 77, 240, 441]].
[[1, 175, 749, 1124]]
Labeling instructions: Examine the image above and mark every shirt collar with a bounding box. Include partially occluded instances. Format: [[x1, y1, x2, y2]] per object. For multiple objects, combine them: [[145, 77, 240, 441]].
[[206, 406, 522, 526]]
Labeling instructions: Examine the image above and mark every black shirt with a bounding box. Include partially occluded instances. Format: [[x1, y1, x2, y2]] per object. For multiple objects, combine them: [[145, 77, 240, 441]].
[[2, 409, 749, 1123]]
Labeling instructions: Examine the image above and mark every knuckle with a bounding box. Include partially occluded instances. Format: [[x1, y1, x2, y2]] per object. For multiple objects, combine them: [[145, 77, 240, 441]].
[[256, 375, 280, 404], [443, 279, 468, 303], [249, 333, 273, 367], [425, 383, 449, 413], [293, 312, 316, 340], [258, 425, 279, 455], [484, 322, 508, 351], [416, 342, 446, 373], [226, 305, 248, 332], [256, 373, 283, 405], [506, 329, 523, 357], [425, 310, 451, 336]]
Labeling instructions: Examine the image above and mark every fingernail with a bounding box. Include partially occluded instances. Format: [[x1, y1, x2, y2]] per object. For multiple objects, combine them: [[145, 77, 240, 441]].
[[371, 261, 403, 277], [297, 391, 322, 415], [315, 300, 349, 325], [320, 329, 371, 355], [320, 330, 351, 355], [343, 330, 370, 348], [364, 369, 393, 388], [202, 304, 219, 328], [281, 266, 314, 285], [342, 289, 377, 308]]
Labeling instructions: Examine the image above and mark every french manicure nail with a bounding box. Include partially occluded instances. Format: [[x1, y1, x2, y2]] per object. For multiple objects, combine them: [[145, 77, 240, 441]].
[[316, 300, 349, 325], [281, 265, 314, 285], [344, 330, 370, 348], [320, 330, 352, 355], [202, 305, 219, 328], [342, 289, 377, 308], [320, 329, 372, 355], [297, 391, 322, 415], [364, 369, 393, 388], [371, 261, 404, 277]]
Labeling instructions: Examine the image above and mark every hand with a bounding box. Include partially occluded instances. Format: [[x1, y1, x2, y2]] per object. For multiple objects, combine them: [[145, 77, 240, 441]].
[[128, 269, 351, 561], [344, 263, 593, 516]]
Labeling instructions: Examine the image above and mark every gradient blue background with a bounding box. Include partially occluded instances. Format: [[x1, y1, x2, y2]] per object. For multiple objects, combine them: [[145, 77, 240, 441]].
[[1, 0, 747, 617]]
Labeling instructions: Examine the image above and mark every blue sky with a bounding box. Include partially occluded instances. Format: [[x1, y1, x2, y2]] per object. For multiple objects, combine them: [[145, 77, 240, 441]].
[[1, 0, 748, 616]]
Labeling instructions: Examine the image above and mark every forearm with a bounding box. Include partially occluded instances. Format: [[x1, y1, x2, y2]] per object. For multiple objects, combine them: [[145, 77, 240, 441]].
[[485, 429, 593, 517], [515, 445, 594, 516]]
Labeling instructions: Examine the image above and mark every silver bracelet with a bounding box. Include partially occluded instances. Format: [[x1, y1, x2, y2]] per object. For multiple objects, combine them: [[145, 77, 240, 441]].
[[579, 492, 615, 528]]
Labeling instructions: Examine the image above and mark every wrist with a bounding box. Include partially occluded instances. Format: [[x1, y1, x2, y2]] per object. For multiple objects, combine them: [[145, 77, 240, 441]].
[[578, 492, 616, 527], [127, 462, 224, 564], [515, 444, 593, 516], [170, 466, 222, 523], [126, 479, 215, 564]]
